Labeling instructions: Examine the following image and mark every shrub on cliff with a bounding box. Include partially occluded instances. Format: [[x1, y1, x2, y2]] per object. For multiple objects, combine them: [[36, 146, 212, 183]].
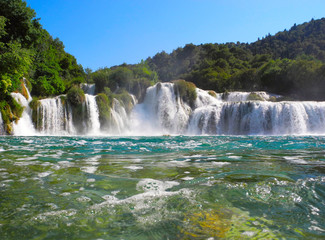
[[173, 79, 197, 107], [67, 86, 85, 106], [247, 93, 264, 101], [96, 93, 111, 130], [29, 97, 41, 128]]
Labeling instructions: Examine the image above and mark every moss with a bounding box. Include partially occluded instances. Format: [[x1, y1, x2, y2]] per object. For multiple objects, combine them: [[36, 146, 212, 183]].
[[269, 96, 277, 102], [181, 210, 231, 238], [24, 78, 32, 94], [247, 92, 265, 101], [67, 86, 85, 106], [173, 79, 197, 108], [208, 90, 217, 98], [276, 96, 295, 101], [0, 99, 18, 135], [8, 96, 24, 121], [60, 95, 67, 106], [96, 93, 111, 130], [29, 97, 41, 128], [113, 89, 134, 114], [66, 87, 86, 133]]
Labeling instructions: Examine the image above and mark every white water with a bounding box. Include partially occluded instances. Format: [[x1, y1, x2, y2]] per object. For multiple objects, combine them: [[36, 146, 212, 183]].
[[6, 82, 325, 136], [11, 88, 36, 135], [85, 94, 100, 135], [0, 111, 3, 134], [188, 101, 325, 135], [131, 83, 325, 135], [37, 97, 75, 135], [130, 83, 192, 135], [110, 98, 130, 134]]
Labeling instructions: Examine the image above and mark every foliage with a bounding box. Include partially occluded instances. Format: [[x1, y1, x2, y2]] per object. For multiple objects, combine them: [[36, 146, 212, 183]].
[[0, 0, 85, 99], [96, 93, 111, 130], [67, 86, 85, 106], [247, 93, 265, 101], [173, 79, 197, 107], [208, 90, 217, 98], [113, 88, 134, 114], [91, 62, 156, 102], [29, 97, 40, 127], [146, 18, 325, 100]]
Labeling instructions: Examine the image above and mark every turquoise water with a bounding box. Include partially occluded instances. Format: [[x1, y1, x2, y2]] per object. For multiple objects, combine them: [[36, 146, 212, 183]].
[[0, 136, 325, 239]]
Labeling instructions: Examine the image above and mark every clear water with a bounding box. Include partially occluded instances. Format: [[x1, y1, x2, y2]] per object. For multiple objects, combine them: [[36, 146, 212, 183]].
[[0, 136, 325, 239]]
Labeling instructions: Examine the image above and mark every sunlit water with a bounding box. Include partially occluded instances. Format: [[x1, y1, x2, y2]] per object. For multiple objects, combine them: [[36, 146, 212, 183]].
[[0, 136, 325, 239]]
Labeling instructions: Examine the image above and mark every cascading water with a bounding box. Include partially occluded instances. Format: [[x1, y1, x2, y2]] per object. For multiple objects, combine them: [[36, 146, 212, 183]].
[[5, 81, 325, 136], [131, 83, 325, 135], [0, 111, 3, 134], [131, 83, 192, 134], [10, 87, 36, 136], [188, 101, 325, 135], [110, 98, 130, 134], [36, 96, 75, 135], [85, 94, 100, 135]]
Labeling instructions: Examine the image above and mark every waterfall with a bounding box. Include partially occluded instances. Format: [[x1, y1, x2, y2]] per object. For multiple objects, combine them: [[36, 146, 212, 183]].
[[130, 83, 325, 135], [131, 83, 191, 134], [37, 96, 75, 135], [11, 88, 36, 136], [6, 81, 325, 136], [36, 94, 101, 135], [85, 94, 100, 135], [110, 98, 130, 134], [225, 92, 250, 102], [188, 101, 325, 135], [0, 111, 4, 134]]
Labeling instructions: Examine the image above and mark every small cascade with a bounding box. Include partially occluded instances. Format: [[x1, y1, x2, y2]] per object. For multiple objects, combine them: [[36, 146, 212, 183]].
[[110, 99, 130, 134], [225, 92, 250, 102], [11, 88, 36, 135], [224, 91, 281, 102], [85, 94, 100, 135], [195, 88, 222, 108], [37, 97, 75, 135], [0, 111, 4, 134]]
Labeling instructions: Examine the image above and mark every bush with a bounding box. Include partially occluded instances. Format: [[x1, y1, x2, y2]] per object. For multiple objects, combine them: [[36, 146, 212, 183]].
[[208, 90, 217, 98], [29, 97, 41, 128], [114, 88, 134, 114], [247, 93, 264, 101], [96, 93, 111, 130], [67, 86, 85, 106], [173, 79, 197, 107]]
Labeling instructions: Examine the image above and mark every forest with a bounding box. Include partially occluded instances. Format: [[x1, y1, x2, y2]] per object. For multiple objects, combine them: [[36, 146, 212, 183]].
[[1, 0, 325, 130]]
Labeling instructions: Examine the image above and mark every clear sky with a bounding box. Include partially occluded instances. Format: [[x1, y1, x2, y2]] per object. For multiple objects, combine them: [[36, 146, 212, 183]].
[[25, 0, 325, 71]]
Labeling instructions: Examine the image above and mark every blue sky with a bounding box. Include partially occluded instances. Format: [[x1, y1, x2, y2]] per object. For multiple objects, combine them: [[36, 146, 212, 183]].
[[25, 0, 325, 70]]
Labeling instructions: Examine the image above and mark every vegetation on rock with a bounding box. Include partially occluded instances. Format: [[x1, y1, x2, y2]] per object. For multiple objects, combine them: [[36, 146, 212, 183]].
[[247, 93, 265, 101], [67, 86, 85, 106], [96, 93, 111, 130], [173, 79, 197, 107]]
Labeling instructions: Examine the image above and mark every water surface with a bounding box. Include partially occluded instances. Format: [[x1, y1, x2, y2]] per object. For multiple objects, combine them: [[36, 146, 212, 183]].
[[0, 136, 325, 239]]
